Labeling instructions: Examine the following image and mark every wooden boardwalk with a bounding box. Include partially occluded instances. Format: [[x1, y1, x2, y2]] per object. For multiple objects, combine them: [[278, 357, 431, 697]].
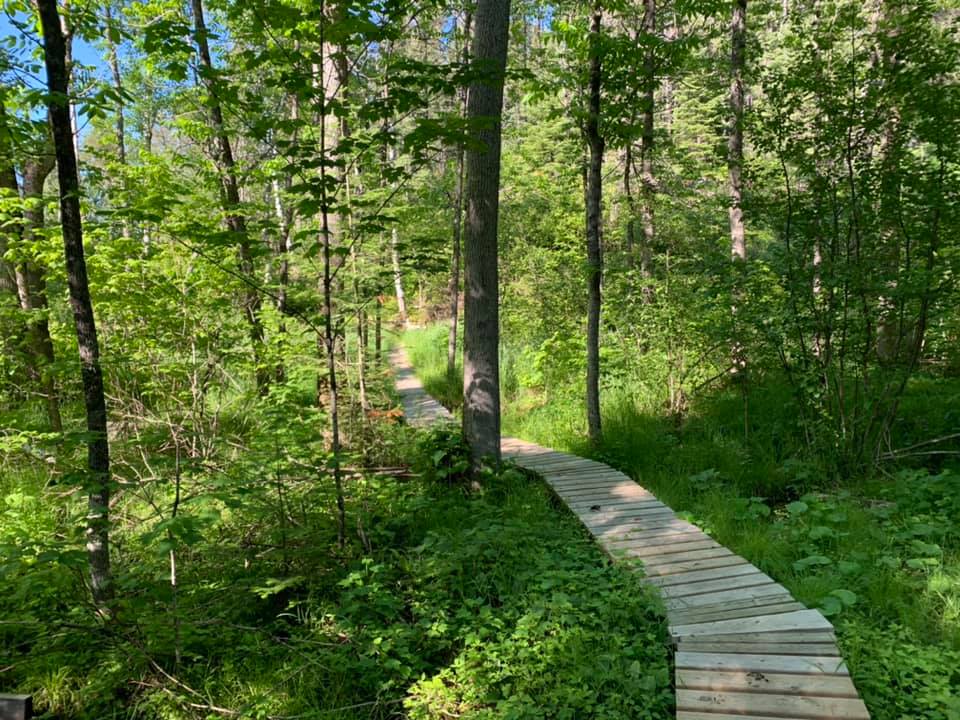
[[389, 349, 870, 719]]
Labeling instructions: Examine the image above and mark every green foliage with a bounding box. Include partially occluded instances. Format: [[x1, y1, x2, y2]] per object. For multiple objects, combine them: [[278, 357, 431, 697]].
[[408, 324, 960, 720], [1, 418, 672, 719], [416, 425, 471, 484]]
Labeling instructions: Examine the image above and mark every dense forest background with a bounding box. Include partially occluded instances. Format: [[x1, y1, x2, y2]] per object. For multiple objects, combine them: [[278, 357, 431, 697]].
[[1, 0, 959, 717]]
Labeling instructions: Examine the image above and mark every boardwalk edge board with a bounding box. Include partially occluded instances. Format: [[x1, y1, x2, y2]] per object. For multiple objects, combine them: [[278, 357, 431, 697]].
[[390, 349, 870, 719]]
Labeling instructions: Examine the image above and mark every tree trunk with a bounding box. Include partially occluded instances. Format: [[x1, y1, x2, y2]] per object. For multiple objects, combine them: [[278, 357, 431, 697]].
[[390, 225, 408, 328], [190, 0, 267, 393], [728, 0, 747, 377], [462, 0, 511, 465], [317, 21, 347, 546], [447, 10, 472, 378], [728, 0, 747, 264], [19, 155, 63, 433], [623, 145, 636, 261], [375, 292, 382, 360], [584, 2, 604, 446], [638, 0, 656, 300], [36, 0, 113, 614]]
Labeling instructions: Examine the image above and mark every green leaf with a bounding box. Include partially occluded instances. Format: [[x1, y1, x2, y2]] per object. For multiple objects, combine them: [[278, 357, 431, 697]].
[[786, 501, 809, 515]]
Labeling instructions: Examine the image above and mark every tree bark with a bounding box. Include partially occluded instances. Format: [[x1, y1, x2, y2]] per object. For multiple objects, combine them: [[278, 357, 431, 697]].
[[20, 154, 62, 433], [584, 2, 604, 446], [190, 0, 267, 393], [447, 10, 472, 378], [638, 0, 656, 300], [462, 0, 511, 465], [728, 0, 747, 378], [36, 0, 113, 614], [728, 0, 747, 264]]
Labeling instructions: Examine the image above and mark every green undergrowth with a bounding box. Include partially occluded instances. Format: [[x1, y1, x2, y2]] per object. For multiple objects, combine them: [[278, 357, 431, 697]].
[[404, 323, 960, 720], [1, 378, 673, 719]]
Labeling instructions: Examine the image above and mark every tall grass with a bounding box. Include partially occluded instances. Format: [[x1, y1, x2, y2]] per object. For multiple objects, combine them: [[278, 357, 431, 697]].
[[403, 322, 960, 720]]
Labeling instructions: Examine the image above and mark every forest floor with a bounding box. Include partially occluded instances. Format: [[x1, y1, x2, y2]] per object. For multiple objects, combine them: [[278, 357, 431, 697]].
[[405, 324, 960, 720], [1, 353, 673, 718]]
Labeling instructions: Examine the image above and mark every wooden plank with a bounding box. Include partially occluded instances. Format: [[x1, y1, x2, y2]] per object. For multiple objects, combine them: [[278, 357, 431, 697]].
[[676, 669, 858, 697], [658, 572, 775, 599], [665, 583, 788, 610], [675, 630, 836, 645], [583, 512, 679, 533], [677, 689, 869, 719], [619, 539, 723, 559], [554, 484, 651, 499], [677, 714, 789, 720], [610, 531, 711, 552], [678, 641, 841, 656], [545, 470, 628, 482], [610, 535, 714, 557], [639, 547, 738, 571], [519, 456, 606, 470], [546, 477, 634, 491], [675, 652, 849, 675], [613, 525, 702, 544], [639, 552, 747, 577], [570, 499, 669, 514], [540, 466, 627, 478], [669, 601, 806, 626], [0, 696, 32, 720], [672, 593, 804, 616], [593, 524, 693, 544], [618, 537, 723, 559], [644, 562, 763, 587], [560, 488, 659, 504], [670, 609, 834, 638]]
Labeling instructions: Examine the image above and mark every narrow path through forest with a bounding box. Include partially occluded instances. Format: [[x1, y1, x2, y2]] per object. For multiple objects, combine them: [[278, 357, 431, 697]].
[[389, 346, 872, 720]]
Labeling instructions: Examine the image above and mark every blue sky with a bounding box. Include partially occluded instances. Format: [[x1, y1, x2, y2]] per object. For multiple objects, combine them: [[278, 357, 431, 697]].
[[2, 8, 106, 88]]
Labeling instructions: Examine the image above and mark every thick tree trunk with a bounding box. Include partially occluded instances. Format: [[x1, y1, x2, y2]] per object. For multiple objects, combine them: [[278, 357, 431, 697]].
[[20, 157, 62, 432], [447, 11, 472, 378], [190, 0, 267, 393], [36, 0, 113, 614], [462, 0, 510, 465], [316, 23, 347, 546], [584, 3, 603, 446]]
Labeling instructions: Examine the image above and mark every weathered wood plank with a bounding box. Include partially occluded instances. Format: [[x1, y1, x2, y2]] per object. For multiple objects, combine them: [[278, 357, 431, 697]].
[[675, 652, 849, 675], [617, 539, 723, 560], [0, 695, 33, 720], [615, 522, 701, 538], [669, 600, 806, 626], [664, 583, 788, 610], [609, 532, 712, 552], [557, 491, 656, 506], [677, 689, 869, 719], [644, 562, 763, 587], [572, 499, 671, 515], [675, 630, 836, 645], [677, 669, 857, 696], [671, 609, 834, 638], [639, 553, 749, 577], [658, 572, 775, 599], [672, 593, 806, 616], [678, 641, 841, 656], [582, 509, 679, 531], [551, 480, 646, 495]]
